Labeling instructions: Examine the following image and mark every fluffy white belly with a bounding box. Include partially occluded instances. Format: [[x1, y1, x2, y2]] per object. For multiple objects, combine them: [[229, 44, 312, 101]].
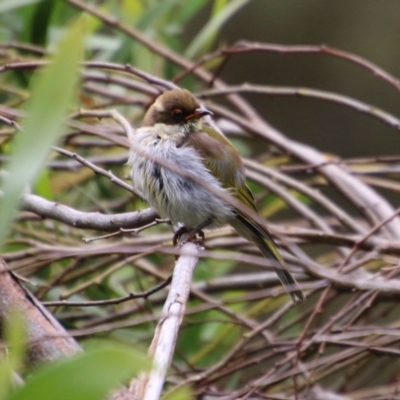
[[129, 127, 234, 229]]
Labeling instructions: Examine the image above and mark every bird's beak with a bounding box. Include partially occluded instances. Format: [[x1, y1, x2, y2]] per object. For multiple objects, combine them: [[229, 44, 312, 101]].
[[185, 107, 213, 121]]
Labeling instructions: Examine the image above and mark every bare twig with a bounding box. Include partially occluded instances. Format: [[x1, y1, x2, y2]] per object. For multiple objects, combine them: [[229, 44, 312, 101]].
[[42, 275, 172, 307]]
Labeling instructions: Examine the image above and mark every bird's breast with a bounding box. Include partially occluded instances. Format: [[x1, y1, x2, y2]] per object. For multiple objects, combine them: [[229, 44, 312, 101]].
[[129, 127, 234, 229]]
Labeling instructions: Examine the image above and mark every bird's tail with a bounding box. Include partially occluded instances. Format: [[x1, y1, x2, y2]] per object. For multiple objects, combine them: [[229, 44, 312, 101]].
[[231, 213, 305, 303]]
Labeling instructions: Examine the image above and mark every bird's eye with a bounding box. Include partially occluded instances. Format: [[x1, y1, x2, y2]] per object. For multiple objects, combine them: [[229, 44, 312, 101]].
[[171, 109, 183, 120]]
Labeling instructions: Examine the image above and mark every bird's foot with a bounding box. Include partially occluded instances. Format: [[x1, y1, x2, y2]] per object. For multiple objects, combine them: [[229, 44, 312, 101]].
[[173, 226, 189, 246], [173, 219, 212, 247], [173, 227, 204, 247], [197, 230, 205, 247]]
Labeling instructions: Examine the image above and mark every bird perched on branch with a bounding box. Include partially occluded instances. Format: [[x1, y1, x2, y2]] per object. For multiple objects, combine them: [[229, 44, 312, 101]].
[[128, 88, 304, 303]]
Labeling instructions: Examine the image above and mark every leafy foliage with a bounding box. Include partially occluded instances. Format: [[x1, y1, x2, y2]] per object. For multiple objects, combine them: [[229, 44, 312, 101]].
[[6, 343, 149, 400]]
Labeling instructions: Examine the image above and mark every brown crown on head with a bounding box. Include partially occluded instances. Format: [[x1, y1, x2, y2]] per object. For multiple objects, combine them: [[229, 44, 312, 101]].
[[142, 89, 201, 126]]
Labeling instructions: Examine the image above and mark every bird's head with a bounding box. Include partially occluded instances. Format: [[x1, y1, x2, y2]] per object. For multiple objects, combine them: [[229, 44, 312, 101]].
[[142, 89, 213, 129]]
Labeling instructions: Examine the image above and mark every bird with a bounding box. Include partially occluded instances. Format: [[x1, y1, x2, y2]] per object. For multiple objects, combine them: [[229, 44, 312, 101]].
[[128, 88, 304, 303]]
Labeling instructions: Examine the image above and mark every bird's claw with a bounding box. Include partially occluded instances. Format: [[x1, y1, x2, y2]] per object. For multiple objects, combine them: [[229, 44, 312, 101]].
[[173, 219, 212, 258], [173, 226, 189, 246], [173, 227, 204, 246]]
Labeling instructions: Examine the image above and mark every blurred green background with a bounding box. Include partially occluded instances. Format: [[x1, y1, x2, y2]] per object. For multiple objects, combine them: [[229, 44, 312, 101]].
[[1, 1, 400, 398]]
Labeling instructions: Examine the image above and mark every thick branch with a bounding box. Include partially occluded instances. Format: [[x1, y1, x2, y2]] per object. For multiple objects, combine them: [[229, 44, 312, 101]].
[[133, 242, 199, 399], [0, 259, 81, 363], [20, 193, 158, 231]]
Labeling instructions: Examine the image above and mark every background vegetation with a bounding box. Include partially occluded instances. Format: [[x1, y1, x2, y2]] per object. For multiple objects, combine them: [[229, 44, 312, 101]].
[[1, 1, 400, 399]]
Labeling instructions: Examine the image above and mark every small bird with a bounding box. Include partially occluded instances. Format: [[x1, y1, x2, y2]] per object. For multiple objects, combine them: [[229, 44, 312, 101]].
[[129, 88, 304, 303]]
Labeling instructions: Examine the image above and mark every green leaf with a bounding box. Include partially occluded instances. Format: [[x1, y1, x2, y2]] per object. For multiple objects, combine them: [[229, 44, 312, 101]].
[[162, 385, 193, 400], [4, 309, 26, 372], [27, 0, 55, 46], [185, 0, 250, 59], [178, 0, 210, 23], [0, 363, 14, 400], [0, 310, 26, 400], [33, 169, 53, 200], [0, 18, 85, 249], [0, 0, 41, 13], [121, 0, 144, 23], [8, 345, 149, 400]]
